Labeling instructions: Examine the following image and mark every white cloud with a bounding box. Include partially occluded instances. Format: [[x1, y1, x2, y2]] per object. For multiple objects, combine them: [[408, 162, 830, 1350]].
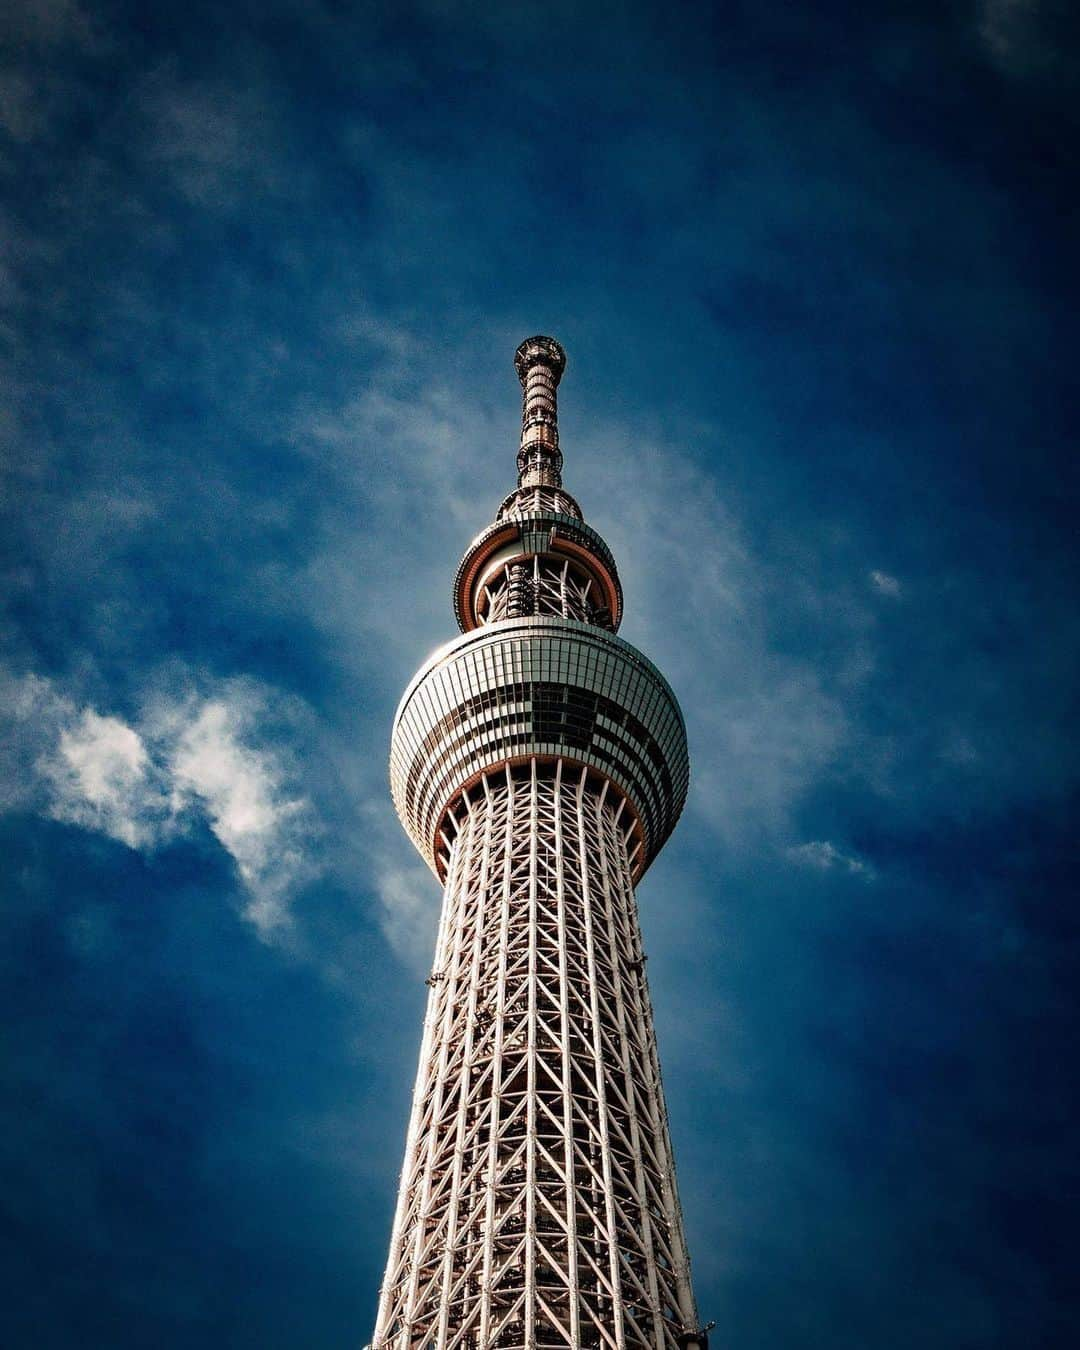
[[170, 699, 316, 934], [870, 569, 902, 598], [372, 861, 440, 974], [0, 670, 71, 811], [787, 839, 876, 881], [1, 668, 320, 937], [45, 708, 157, 848]]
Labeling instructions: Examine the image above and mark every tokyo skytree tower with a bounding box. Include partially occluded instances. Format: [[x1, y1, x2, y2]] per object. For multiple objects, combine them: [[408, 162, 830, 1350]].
[[373, 337, 705, 1350]]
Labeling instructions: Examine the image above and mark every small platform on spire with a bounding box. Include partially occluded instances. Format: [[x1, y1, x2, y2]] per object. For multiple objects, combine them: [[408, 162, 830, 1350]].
[[514, 335, 566, 385]]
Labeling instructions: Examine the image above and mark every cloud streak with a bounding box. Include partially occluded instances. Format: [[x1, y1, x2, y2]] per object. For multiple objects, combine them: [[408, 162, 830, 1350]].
[[786, 838, 877, 881], [870, 569, 902, 598]]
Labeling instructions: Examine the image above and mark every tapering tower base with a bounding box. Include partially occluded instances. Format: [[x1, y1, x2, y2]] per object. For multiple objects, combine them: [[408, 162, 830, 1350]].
[[374, 760, 696, 1350]]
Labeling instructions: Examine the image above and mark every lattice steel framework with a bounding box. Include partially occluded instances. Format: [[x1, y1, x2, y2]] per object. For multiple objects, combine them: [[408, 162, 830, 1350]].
[[375, 338, 704, 1350]]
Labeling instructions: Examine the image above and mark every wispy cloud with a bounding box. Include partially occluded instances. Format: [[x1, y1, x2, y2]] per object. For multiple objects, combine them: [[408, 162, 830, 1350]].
[[137, 76, 284, 209], [787, 838, 876, 881], [576, 421, 853, 845], [371, 860, 440, 974], [168, 696, 319, 933], [870, 569, 902, 598], [974, 0, 1079, 92], [2, 669, 321, 936], [44, 707, 158, 848], [977, 0, 1043, 73]]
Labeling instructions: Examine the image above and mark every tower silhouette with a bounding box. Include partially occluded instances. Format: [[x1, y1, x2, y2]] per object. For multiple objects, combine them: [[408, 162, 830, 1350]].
[[374, 338, 703, 1350]]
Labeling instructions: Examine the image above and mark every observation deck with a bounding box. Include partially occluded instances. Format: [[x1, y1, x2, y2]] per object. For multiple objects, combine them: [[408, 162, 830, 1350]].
[[389, 615, 689, 883]]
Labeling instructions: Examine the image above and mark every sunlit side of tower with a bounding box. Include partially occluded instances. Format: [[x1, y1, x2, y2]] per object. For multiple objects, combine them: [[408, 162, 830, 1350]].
[[374, 338, 704, 1350]]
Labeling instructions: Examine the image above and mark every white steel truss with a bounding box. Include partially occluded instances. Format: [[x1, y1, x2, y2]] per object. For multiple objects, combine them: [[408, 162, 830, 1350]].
[[477, 556, 602, 627], [373, 760, 698, 1350]]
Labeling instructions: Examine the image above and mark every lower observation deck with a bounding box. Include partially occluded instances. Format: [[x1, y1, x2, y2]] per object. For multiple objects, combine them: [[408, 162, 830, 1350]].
[[390, 617, 689, 882]]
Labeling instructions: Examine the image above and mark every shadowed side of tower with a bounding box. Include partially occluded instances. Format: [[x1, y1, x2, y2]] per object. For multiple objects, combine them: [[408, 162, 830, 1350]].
[[374, 339, 704, 1350]]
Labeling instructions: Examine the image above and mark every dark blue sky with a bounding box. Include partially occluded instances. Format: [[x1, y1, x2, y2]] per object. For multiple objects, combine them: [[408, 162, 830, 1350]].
[[2, 2, 1078, 1347]]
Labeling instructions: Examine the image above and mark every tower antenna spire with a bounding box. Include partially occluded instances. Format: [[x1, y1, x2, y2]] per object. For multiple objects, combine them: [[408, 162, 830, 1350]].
[[514, 334, 567, 488]]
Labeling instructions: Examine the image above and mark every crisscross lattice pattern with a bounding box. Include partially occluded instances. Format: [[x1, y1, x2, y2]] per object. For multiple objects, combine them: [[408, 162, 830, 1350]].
[[373, 761, 697, 1350], [478, 556, 606, 628], [497, 487, 583, 522]]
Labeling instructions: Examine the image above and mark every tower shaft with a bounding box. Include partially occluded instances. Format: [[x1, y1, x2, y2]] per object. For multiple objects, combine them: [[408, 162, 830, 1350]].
[[375, 762, 696, 1350]]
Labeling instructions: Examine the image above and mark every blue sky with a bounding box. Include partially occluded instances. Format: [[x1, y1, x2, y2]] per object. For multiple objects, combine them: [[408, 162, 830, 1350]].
[[2, 1, 1078, 1346]]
